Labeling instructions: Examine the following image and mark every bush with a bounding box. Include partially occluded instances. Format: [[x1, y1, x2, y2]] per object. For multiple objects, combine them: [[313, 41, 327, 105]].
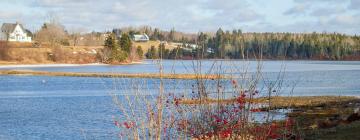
[[110, 48, 128, 63], [136, 46, 143, 59], [111, 59, 301, 139]]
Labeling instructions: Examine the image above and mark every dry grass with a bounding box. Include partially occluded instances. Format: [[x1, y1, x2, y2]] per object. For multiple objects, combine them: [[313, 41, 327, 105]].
[[0, 47, 52, 64], [178, 96, 359, 109], [133, 41, 178, 54], [0, 45, 102, 64], [0, 70, 226, 80], [0, 60, 17, 65], [0, 41, 32, 47]]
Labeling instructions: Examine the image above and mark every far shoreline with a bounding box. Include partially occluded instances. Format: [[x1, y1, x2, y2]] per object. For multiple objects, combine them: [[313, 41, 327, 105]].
[[1, 59, 360, 66], [0, 61, 144, 68]]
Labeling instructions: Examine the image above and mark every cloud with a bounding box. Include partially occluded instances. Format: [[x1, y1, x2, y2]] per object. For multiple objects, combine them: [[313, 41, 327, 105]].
[[330, 14, 360, 26], [0, 0, 358, 34], [0, 11, 23, 19], [310, 7, 345, 16], [247, 18, 360, 35], [294, 0, 347, 3], [349, 0, 360, 10], [284, 4, 308, 16], [287, 0, 353, 16]]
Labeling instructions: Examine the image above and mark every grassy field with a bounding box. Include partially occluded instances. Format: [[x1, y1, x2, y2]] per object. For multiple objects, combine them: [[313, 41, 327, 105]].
[[133, 40, 178, 53], [0, 44, 103, 64]]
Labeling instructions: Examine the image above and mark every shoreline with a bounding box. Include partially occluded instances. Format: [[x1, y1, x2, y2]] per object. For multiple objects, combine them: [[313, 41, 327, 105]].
[[1, 59, 360, 66], [0, 61, 144, 68], [0, 63, 108, 68]]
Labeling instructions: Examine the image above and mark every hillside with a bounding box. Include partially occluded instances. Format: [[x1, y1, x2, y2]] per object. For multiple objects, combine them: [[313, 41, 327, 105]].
[[0, 42, 103, 64], [132, 40, 178, 53]]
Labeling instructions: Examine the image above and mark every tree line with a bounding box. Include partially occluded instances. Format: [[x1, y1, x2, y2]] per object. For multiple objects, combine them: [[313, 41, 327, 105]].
[[32, 22, 360, 61], [201, 29, 360, 60], [147, 28, 360, 60]]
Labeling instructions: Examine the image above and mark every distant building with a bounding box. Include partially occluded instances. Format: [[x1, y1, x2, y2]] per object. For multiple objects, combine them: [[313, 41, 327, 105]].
[[132, 33, 149, 42], [0, 22, 32, 42], [171, 42, 199, 49]]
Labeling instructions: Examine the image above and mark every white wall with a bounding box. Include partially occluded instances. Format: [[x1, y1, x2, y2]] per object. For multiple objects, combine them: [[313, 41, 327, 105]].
[[7, 24, 32, 42]]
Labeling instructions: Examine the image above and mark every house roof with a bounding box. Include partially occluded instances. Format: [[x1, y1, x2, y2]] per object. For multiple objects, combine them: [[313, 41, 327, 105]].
[[1, 23, 26, 33], [25, 29, 33, 37], [132, 33, 149, 41]]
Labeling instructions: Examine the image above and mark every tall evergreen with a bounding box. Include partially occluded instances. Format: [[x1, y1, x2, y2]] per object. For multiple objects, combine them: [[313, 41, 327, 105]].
[[119, 33, 132, 54]]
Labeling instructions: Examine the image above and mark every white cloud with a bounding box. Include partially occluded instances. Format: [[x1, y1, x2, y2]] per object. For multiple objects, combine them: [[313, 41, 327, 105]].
[[310, 7, 345, 16], [0, 0, 358, 34], [0, 11, 23, 19], [331, 14, 360, 26], [284, 4, 309, 16], [349, 0, 360, 10]]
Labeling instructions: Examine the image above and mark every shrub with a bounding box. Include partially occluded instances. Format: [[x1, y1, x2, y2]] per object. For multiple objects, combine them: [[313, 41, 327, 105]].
[[111, 59, 300, 139]]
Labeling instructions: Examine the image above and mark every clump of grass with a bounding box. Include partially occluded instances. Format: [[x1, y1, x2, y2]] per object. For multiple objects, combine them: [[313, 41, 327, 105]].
[[179, 96, 358, 109], [0, 70, 224, 79]]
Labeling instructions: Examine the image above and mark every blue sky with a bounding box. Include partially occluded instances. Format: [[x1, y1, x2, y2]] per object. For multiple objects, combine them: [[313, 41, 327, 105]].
[[0, 0, 359, 34]]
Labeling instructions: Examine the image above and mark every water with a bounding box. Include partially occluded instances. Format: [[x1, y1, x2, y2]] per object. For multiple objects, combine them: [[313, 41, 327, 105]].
[[0, 60, 360, 139], [2, 60, 360, 74]]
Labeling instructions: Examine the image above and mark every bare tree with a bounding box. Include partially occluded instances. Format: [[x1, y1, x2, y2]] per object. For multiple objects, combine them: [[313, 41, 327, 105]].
[[35, 17, 69, 47], [68, 27, 86, 46]]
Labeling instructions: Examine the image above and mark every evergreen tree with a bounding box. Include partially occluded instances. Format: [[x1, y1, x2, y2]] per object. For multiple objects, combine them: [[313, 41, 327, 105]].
[[104, 33, 118, 49], [158, 43, 169, 59], [169, 28, 175, 41], [104, 33, 127, 63], [146, 45, 158, 59], [119, 33, 132, 54], [215, 28, 225, 58], [136, 46, 144, 59]]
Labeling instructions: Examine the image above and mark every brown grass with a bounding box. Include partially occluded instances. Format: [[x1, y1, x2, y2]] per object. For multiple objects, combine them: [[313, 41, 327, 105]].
[[0, 70, 226, 80], [0, 44, 102, 64], [0, 47, 52, 64], [0, 41, 32, 47], [178, 96, 359, 109], [133, 41, 178, 55]]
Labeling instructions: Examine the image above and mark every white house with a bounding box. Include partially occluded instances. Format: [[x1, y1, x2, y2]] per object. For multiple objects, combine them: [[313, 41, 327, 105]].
[[0, 23, 32, 42], [132, 33, 149, 42], [171, 42, 199, 49]]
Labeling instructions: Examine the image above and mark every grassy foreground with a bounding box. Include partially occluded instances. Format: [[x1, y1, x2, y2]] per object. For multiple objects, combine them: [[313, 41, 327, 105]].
[[178, 96, 360, 139], [0, 70, 225, 79], [178, 96, 358, 109]]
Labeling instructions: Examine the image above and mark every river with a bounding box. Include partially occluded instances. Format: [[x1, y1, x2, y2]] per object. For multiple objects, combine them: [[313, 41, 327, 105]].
[[0, 60, 359, 139]]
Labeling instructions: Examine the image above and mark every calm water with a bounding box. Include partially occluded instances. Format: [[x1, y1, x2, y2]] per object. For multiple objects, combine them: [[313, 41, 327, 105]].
[[0, 60, 360, 139]]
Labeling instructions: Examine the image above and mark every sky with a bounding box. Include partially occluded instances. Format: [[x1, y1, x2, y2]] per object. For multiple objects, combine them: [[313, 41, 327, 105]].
[[0, 0, 359, 34]]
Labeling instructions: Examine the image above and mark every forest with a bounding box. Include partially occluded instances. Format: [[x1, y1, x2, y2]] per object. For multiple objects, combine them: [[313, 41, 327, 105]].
[[144, 28, 360, 60]]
